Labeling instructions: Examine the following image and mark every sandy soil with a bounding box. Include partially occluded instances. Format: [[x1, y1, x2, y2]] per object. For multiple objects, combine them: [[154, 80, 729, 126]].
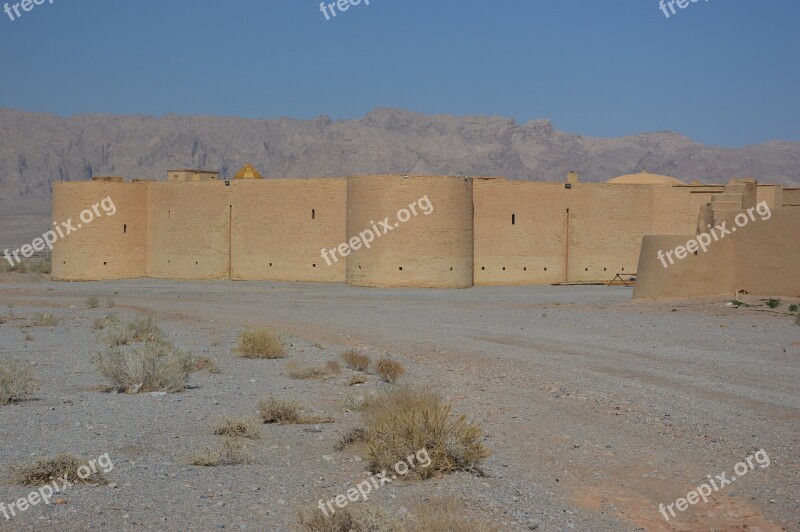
[[0, 275, 798, 531]]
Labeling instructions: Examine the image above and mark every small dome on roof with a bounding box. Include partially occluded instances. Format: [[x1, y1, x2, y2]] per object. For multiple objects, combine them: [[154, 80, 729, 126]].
[[607, 171, 684, 185], [233, 163, 264, 180]]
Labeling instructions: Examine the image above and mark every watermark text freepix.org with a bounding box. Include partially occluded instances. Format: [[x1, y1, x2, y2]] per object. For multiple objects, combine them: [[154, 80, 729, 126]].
[[321, 195, 433, 267], [3, 196, 117, 267], [320, 0, 371, 21], [318, 448, 431, 516], [659, 0, 709, 19], [1, 453, 114, 521], [657, 200, 770, 269], [4, 0, 55, 22], [659, 449, 770, 521]]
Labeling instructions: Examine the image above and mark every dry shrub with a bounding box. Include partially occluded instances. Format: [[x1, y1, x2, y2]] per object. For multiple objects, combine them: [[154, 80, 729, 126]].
[[188, 438, 250, 467], [348, 374, 368, 386], [259, 397, 334, 425], [92, 317, 107, 330], [193, 356, 221, 374], [0, 358, 39, 405], [407, 498, 491, 532], [296, 504, 396, 532], [334, 427, 368, 451], [375, 358, 405, 384], [313, 342, 325, 350], [237, 326, 286, 359], [285, 360, 341, 380], [362, 387, 489, 478], [86, 295, 100, 309], [102, 314, 164, 347], [31, 312, 58, 327], [341, 349, 370, 371], [213, 416, 261, 440], [11, 454, 107, 486], [91, 343, 194, 393]]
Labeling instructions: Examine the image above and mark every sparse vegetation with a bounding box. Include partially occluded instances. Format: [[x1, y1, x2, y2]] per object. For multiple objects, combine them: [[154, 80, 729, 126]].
[[188, 438, 250, 467], [193, 356, 221, 374], [105, 296, 115, 308], [213, 416, 261, 440], [285, 360, 340, 379], [86, 295, 100, 309], [24, 332, 34, 342], [341, 349, 370, 371], [796, 313, 800, 326], [296, 504, 395, 532], [31, 312, 58, 327], [334, 427, 368, 451], [766, 298, 781, 309], [102, 314, 164, 347], [361, 387, 490, 478], [375, 358, 405, 384], [258, 396, 334, 425], [406, 498, 491, 531], [348, 374, 368, 386], [11, 454, 107, 486], [0, 358, 39, 405], [236, 326, 286, 359], [789, 304, 799, 313], [730, 299, 751, 308], [313, 342, 325, 350], [91, 343, 194, 394]]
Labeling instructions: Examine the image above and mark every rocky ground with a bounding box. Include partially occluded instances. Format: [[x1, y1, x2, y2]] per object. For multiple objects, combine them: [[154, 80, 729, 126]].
[[0, 274, 798, 531]]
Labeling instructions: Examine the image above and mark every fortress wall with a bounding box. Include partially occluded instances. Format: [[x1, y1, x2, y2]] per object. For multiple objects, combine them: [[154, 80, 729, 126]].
[[473, 180, 567, 284], [346, 175, 473, 288], [634, 207, 800, 299], [229, 179, 346, 282], [633, 234, 736, 298], [653, 186, 723, 235], [147, 182, 230, 279], [733, 207, 800, 296], [52, 182, 148, 280], [782, 188, 800, 206], [474, 181, 654, 284], [756, 185, 782, 208], [566, 184, 654, 282]]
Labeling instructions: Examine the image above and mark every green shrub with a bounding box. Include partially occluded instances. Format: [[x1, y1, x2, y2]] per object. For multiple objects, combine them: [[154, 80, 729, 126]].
[[789, 304, 799, 313], [766, 298, 781, 309]]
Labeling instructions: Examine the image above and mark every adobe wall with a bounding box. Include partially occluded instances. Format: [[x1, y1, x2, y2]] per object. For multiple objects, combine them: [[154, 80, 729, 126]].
[[733, 207, 800, 296], [52, 182, 148, 280], [653, 185, 723, 235], [473, 179, 567, 284], [229, 179, 346, 282], [346, 175, 473, 288], [473, 180, 654, 284], [782, 188, 800, 206], [633, 234, 736, 298], [634, 207, 800, 299], [147, 182, 230, 279]]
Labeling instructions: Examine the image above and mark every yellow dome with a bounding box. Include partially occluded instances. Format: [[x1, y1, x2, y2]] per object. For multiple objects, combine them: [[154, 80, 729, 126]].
[[233, 163, 264, 180], [607, 172, 684, 185]]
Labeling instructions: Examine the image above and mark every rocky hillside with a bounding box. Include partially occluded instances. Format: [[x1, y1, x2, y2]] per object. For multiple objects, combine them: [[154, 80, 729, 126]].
[[1, 107, 799, 201]]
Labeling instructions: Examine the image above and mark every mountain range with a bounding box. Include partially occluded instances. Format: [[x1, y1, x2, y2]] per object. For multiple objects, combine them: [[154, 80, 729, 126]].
[[1, 107, 799, 202]]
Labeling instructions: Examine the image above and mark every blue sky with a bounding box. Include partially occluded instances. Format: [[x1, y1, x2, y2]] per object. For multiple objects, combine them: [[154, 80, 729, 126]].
[[0, 0, 798, 147]]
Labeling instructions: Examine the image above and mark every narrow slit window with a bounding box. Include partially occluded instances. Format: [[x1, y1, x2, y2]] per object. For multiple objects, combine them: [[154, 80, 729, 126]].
[[312, 209, 316, 220], [123, 224, 127, 234], [512, 213, 516, 225]]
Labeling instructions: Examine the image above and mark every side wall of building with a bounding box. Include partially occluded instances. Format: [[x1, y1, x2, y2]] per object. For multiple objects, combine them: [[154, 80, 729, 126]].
[[147, 182, 230, 279], [230, 179, 346, 282], [473, 180, 654, 284], [52, 182, 148, 280], [346, 175, 474, 288], [634, 207, 800, 299]]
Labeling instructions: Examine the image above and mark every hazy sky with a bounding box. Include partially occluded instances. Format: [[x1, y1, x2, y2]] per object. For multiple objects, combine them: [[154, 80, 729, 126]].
[[0, 0, 798, 147]]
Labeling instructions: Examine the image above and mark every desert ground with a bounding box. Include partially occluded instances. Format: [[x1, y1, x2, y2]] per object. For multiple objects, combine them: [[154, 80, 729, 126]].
[[0, 269, 798, 532]]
